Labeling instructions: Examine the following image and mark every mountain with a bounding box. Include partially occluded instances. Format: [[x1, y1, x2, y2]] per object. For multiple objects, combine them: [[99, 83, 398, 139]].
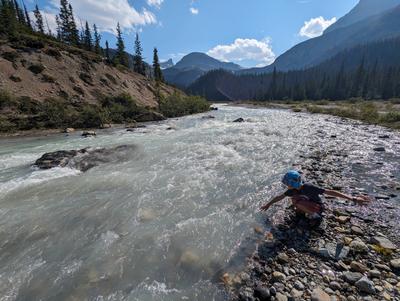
[[188, 36, 400, 101], [325, 0, 400, 33], [240, 1, 400, 74], [163, 52, 242, 88], [160, 59, 174, 69]]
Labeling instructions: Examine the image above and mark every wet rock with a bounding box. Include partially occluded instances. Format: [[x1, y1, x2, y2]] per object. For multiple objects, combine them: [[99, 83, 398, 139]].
[[311, 287, 330, 301], [233, 118, 245, 123], [349, 238, 368, 253], [210, 107, 218, 111], [375, 194, 391, 200], [82, 130, 96, 137], [390, 259, 400, 270], [373, 147, 386, 152], [35, 149, 85, 169], [370, 236, 397, 251], [64, 127, 75, 133], [318, 242, 349, 261], [253, 286, 270, 301], [202, 115, 215, 119], [355, 276, 376, 294], [379, 135, 390, 139], [34, 145, 137, 172], [343, 272, 363, 284]]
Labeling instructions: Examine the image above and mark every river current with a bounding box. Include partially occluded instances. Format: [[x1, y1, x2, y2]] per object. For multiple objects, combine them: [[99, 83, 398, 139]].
[[0, 105, 399, 301]]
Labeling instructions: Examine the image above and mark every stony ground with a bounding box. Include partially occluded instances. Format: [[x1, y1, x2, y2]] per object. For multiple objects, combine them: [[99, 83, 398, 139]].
[[222, 122, 400, 301]]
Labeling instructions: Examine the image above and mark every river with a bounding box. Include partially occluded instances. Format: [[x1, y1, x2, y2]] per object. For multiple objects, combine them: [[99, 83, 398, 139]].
[[0, 104, 399, 301]]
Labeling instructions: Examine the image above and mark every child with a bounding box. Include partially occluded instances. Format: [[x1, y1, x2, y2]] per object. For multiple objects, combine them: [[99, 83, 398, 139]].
[[260, 170, 370, 221]]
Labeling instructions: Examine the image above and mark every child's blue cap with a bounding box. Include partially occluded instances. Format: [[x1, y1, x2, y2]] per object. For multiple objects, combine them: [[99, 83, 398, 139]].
[[282, 170, 303, 189]]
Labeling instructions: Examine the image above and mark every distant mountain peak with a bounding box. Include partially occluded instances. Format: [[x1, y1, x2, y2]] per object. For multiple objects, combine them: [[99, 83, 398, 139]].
[[325, 0, 400, 33], [160, 59, 174, 69]]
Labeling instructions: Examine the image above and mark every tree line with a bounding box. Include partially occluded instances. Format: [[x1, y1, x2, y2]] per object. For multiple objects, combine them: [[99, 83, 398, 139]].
[[0, 0, 164, 82], [188, 37, 400, 101]]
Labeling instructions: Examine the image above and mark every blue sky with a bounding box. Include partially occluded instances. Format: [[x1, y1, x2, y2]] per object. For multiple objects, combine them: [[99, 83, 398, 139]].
[[30, 0, 358, 67]]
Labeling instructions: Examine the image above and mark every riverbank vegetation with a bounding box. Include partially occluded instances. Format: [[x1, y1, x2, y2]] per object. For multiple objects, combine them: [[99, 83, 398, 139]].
[[243, 99, 400, 129], [0, 90, 210, 133]]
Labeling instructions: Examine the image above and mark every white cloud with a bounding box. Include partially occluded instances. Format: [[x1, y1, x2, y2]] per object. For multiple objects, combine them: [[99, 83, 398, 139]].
[[147, 0, 164, 9], [48, 0, 157, 33], [299, 16, 337, 38], [190, 7, 199, 15], [207, 38, 276, 66]]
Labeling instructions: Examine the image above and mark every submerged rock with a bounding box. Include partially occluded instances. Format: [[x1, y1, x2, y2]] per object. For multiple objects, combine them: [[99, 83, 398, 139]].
[[233, 118, 245, 123], [35, 149, 86, 169]]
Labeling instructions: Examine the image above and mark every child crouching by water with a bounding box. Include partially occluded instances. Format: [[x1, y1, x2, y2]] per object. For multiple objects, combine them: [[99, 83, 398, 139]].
[[260, 170, 371, 227]]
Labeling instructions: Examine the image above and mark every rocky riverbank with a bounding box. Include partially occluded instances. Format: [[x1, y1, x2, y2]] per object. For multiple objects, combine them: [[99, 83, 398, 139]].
[[224, 123, 400, 301]]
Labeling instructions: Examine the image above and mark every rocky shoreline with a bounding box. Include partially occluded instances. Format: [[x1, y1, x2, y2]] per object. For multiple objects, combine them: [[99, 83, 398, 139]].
[[224, 125, 400, 301]]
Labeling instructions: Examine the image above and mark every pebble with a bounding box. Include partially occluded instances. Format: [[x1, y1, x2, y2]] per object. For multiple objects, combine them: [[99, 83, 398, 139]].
[[290, 288, 303, 298], [350, 226, 363, 235], [349, 238, 369, 253], [310, 287, 330, 301], [275, 292, 288, 301], [277, 252, 289, 264], [373, 147, 385, 152], [371, 236, 396, 250], [369, 269, 381, 278], [390, 259, 400, 269], [382, 291, 391, 300], [355, 276, 376, 294], [350, 261, 368, 273], [343, 272, 363, 284], [329, 281, 341, 291], [336, 216, 350, 224], [318, 242, 349, 261], [272, 271, 286, 283], [294, 280, 304, 291], [254, 286, 270, 301]]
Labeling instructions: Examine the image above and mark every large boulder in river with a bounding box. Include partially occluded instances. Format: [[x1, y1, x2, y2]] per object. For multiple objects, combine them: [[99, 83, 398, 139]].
[[34, 145, 137, 172], [35, 149, 87, 169]]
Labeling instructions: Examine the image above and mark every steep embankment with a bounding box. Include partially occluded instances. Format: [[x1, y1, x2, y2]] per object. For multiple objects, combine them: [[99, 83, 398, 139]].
[[0, 41, 174, 108], [0, 36, 209, 133]]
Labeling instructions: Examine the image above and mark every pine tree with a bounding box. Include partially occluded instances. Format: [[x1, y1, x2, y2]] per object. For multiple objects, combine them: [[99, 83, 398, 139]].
[[34, 4, 45, 34], [58, 0, 79, 45], [93, 24, 101, 55], [13, 0, 25, 25], [83, 21, 92, 51], [114, 23, 128, 67], [153, 47, 163, 82], [133, 33, 145, 75], [105, 40, 110, 62], [22, 1, 32, 30], [67, 3, 79, 45], [0, 0, 18, 37]]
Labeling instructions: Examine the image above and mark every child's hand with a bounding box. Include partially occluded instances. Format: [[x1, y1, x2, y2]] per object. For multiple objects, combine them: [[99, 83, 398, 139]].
[[353, 195, 372, 205], [260, 203, 271, 211]]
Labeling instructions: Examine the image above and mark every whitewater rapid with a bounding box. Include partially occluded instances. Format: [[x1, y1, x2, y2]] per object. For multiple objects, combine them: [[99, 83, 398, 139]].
[[0, 104, 399, 301]]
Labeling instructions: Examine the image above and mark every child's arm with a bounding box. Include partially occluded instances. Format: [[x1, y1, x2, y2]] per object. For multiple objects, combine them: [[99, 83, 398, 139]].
[[260, 194, 286, 211], [324, 189, 371, 205]]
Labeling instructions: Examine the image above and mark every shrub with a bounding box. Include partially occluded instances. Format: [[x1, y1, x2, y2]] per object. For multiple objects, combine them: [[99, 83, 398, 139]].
[[2, 51, 19, 62], [9, 75, 22, 82], [380, 112, 400, 123], [28, 63, 45, 74], [0, 90, 15, 110], [159, 93, 210, 118], [76, 105, 104, 128], [44, 48, 62, 60], [79, 72, 93, 85], [101, 93, 146, 123], [358, 102, 379, 123]]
